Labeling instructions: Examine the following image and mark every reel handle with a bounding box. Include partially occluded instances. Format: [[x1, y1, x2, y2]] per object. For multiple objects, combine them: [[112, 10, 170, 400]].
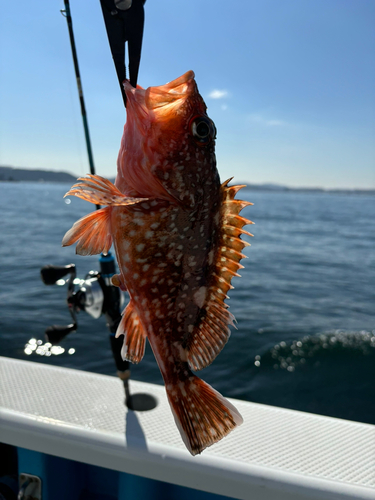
[[45, 323, 77, 344], [41, 264, 76, 285]]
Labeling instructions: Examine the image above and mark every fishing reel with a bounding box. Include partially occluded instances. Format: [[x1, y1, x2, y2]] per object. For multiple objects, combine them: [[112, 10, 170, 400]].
[[40, 253, 157, 411], [40, 252, 123, 345]]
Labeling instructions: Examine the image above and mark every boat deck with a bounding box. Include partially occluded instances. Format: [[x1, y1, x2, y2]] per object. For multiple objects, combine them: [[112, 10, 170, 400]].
[[0, 356, 374, 500]]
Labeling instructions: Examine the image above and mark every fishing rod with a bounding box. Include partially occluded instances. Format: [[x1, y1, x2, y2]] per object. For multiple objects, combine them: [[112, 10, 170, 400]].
[[39, 1, 143, 408], [61, 0, 96, 181]]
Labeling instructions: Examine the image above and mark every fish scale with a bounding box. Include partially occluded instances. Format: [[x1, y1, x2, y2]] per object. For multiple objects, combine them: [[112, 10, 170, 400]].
[[62, 70, 253, 455]]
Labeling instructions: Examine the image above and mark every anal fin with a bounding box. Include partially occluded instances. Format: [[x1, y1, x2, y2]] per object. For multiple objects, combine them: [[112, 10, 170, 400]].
[[116, 301, 146, 364], [187, 298, 234, 371]]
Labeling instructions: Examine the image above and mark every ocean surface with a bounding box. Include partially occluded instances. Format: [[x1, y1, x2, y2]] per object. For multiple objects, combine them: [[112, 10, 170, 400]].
[[1, 181, 374, 425]]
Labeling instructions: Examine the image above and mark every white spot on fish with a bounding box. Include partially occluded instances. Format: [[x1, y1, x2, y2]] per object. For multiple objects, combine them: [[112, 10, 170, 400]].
[[178, 382, 187, 397], [194, 287, 207, 308], [145, 231, 154, 239], [143, 264, 150, 271], [188, 256, 196, 267], [173, 342, 188, 362], [133, 273, 139, 280]]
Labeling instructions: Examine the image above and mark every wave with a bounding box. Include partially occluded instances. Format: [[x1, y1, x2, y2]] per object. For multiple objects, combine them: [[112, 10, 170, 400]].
[[256, 330, 375, 372]]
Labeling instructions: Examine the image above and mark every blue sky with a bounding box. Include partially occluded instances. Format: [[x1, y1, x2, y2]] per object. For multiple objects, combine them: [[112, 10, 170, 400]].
[[1, 0, 374, 188]]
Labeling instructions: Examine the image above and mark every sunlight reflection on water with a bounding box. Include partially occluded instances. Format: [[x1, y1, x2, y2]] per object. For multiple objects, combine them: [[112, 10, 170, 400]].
[[24, 338, 76, 357]]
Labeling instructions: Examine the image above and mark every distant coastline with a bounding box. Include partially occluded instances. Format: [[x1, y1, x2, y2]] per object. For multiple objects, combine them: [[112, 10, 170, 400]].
[[0, 165, 373, 195], [0, 166, 77, 184]]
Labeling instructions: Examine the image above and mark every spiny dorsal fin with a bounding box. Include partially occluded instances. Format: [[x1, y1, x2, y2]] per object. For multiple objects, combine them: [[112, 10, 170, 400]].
[[62, 207, 112, 256], [116, 300, 147, 364], [187, 180, 253, 371]]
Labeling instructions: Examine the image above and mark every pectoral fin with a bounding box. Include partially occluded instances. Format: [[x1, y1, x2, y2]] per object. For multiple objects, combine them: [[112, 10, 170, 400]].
[[64, 174, 148, 206], [187, 179, 253, 371], [116, 301, 146, 364], [62, 174, 148, 255], [62, 207, 112, 256]]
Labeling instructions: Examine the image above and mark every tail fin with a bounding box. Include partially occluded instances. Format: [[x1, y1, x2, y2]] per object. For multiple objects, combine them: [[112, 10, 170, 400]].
[[166, 375, 243, 455]]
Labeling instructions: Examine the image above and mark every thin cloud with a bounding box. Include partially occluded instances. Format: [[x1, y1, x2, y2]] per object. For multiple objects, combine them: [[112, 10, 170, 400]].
[[248, 114, 287, 127], [208, 89, 229, 99]]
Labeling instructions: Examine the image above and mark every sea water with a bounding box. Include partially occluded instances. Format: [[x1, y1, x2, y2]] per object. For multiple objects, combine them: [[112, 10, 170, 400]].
[[0, 182, 374, 425]]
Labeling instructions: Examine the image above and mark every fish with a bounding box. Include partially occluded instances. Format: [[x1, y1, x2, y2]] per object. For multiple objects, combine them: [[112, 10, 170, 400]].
[[62, 70, 254, 455]]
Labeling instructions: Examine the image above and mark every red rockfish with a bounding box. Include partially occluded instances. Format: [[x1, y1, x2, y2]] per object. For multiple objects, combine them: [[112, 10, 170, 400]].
[[62, 71, 253, 455]]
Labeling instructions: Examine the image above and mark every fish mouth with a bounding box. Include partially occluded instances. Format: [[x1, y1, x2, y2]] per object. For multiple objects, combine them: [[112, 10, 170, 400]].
[[123, 70, 198, 120]]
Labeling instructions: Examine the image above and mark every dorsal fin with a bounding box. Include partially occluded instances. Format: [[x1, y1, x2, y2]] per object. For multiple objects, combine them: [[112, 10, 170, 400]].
[[116, 300, 147, 364], [187, 180, 253, 371]]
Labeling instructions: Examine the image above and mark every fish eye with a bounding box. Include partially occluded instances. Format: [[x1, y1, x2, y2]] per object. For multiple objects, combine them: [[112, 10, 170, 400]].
[[190, 116, 216, 144]]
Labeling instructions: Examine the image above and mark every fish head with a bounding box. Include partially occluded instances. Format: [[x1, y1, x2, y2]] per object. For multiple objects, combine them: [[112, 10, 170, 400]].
[[116, 71, 218, 207]]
